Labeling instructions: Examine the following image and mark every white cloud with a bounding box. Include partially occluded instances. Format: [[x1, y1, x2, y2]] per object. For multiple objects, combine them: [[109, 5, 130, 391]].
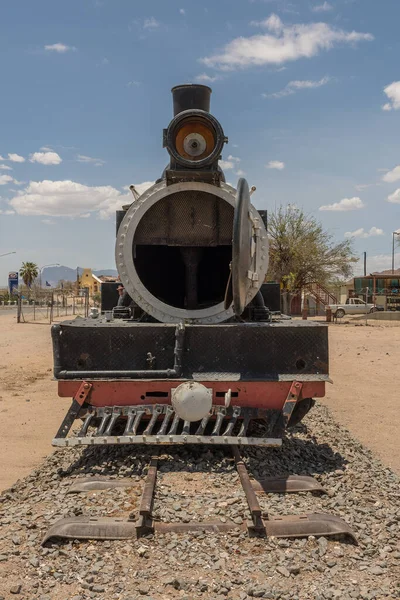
[[76, 154, 105, 167], [41, 218, 56, 225], [263, 76, 330, 98], [382, 165, 400, 183], [0, 155, 5, 160], [0, 209, 15, 215], [311, 2, 333, 12], [40, 146, 53, 152], [9, 180, 133, 220], [382, 81, 400, 111], [355, 253, 400, 275], [0, 165, 12, 171], [44, 43, 75, 53], [194, 73, 219, 83], [0, 175, 15, 185], [266, 160, 285, 170], [29, 151, 62, 165], [344, 227, 384, 239], [355, 183, 373, 191], [200, 14, 373, 70], [8, 153, 25, 163], [250, 14, 283, 31], [319, 197, 365, 211], [179, 8, 185, 14], [220, 160, 234, 170], [127, 80, 142, 87], [235, 169, 246, 176], [388, 189, 400, 204], [143, 17, 160, 30], [219, 156, 240, 170]]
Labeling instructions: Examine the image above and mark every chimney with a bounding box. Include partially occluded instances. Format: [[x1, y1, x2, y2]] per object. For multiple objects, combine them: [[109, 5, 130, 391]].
[[171, 84, 212, 116]]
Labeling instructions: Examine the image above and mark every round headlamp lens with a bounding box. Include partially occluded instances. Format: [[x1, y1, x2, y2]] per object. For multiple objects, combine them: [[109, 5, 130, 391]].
[[175, 120, 215, 161]]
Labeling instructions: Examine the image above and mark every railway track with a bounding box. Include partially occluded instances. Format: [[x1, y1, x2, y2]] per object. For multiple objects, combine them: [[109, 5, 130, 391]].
[[42, 445, 356, 544], [1, 405, 399, 600]]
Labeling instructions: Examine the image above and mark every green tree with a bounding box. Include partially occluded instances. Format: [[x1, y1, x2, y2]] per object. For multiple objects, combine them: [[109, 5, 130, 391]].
[[19, 262, 39, 299], [267, 206, 357, 314], [92, 292, 101, 306]]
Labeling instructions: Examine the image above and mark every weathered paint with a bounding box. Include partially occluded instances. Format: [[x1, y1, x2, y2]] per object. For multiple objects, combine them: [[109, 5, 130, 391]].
[[57, 379, 325, 409]]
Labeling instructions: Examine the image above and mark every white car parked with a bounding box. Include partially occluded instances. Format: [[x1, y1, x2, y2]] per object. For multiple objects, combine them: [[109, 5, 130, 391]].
[[326, 297, 379, 318]]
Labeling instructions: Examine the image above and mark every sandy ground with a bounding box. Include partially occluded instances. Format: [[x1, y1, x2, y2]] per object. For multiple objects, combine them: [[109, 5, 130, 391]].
[[0, 311, 70, 491], [0, 311, 399, 492], [321, 318, 400, 475]]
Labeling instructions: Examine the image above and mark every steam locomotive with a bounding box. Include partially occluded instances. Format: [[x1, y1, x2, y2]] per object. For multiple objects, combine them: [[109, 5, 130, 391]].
[[52, 84, 329, 448]]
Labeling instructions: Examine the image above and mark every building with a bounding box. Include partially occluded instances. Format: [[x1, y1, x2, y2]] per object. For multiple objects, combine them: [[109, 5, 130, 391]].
[[77, 269, 118, 297], [349, 269, 400, 310]]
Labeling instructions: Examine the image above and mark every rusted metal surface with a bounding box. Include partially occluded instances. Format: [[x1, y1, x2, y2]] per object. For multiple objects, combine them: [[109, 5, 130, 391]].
[[54, 381, 92, 440], [57, 380, 327, 408], [153, 521, 241, 534], [42, 449, 356, 545], [264, 513, 356, 541], [42, 512, 356, 544], [67, 477, 137, 493], [251, 475, 325, 495], [139, 457, 158, 517], [232, 446, 264, 531], [42, 516, 139, 543], [52, 402, 284, 447], [53, 434, 282, 448], [281, 381, 302, 429]]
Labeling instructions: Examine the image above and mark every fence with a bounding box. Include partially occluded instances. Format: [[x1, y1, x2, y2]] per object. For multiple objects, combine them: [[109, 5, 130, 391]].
[[17, 291, 89, 324]]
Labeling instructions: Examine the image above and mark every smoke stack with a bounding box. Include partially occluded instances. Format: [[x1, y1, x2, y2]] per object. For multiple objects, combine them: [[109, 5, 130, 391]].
[[171, 84, 212, 116]]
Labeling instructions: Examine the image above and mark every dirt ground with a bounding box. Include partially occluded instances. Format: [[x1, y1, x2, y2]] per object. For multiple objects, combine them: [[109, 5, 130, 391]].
[[0, 311, 70, 492], [0, 311, 399, 492]]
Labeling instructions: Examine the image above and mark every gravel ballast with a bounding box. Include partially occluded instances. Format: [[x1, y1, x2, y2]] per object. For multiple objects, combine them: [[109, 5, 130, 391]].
[[0, 404, 399, 600]]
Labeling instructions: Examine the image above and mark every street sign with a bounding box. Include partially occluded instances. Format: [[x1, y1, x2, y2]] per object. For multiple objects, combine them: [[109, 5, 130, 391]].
[[8, 271, 18, 295]]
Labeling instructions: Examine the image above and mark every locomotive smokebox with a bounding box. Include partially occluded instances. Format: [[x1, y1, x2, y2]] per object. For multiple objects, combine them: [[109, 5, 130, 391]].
[[172, 84, 212, 115], [116, 85, 269, 324]]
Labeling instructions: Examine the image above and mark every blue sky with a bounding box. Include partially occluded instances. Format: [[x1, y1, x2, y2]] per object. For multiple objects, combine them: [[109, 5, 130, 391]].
[[1, 0, 400, 284]]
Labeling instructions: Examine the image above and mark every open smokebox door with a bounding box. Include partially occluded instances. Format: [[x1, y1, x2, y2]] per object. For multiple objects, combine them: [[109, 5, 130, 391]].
[[224, 178, 259, 315]]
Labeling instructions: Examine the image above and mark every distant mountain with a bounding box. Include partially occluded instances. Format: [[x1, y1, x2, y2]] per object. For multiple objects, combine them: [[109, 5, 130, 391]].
[[93, 269, 119, 278], [371, 268, 400, 275], [41, 266, 118, 287]]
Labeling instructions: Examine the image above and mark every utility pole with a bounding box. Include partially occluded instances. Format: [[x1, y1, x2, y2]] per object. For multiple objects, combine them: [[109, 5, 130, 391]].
[[363, 252, 366, 276], [392, 232, 400, 274]]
